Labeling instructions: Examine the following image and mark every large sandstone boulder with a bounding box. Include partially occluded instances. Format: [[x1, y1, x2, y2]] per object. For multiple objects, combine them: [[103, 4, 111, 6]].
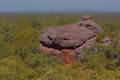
[[39, 15, 108, 64], [40, 24, 95, 48], [39, 24, 96, 64]]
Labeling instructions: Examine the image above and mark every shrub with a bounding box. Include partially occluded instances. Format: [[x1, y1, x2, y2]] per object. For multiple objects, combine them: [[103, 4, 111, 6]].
[[0, 56, 37, 80]]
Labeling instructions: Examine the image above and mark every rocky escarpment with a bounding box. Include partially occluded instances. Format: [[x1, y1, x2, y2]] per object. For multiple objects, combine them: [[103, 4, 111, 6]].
[[39, 15, 109, 64]]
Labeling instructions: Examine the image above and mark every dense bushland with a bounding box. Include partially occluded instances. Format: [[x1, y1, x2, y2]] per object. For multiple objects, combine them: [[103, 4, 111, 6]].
[[0, 13, 120, 80]]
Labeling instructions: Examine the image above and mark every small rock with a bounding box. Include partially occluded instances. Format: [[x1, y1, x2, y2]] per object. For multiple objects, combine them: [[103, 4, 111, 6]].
[[102, 37, 111, 45]]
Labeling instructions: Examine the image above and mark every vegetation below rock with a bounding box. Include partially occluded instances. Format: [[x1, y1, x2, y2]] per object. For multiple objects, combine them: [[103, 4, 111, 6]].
[[0, 13, 120, 80]]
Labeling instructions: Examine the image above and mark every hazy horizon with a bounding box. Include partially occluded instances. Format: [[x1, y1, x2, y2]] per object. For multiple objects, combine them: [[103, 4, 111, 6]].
[[0, 0, 120, 13]]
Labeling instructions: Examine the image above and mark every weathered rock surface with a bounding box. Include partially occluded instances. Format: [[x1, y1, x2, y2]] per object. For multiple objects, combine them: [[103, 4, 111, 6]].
[[39, 15, 108, 64], [75, 15, 104, 33], [40, 24, 95, 48], [39, 24, 96, 64], [75, 20, 104, 33]]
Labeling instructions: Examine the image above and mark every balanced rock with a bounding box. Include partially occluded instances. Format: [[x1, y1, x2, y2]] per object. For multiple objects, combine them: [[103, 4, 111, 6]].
[[39, 24, 96, 64]]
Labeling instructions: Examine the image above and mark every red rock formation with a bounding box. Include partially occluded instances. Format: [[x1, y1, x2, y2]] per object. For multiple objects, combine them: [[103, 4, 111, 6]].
[[60, 49, 74, 64]]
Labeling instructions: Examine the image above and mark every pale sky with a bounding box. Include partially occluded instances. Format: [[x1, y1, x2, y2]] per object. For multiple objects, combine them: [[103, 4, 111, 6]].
[[0, 0, 120, 12]]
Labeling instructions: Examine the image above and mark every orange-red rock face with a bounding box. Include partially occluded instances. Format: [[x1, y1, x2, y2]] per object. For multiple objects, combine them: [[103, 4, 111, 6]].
[[60, 49, 74, 64], [40, 44, 76, 64]]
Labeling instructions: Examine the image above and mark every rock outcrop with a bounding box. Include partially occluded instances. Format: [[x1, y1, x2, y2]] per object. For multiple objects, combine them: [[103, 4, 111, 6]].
[[39, 15, 106, 64], [75, 15, 104, 33]]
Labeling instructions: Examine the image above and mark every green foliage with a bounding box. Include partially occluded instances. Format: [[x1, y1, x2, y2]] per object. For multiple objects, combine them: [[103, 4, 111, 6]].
[[23, 53, 62, 68], [96, 33, 105, 43], [84, 53, 108, 70], [0, 14, 120, 80], [0, 56, 37, 80], [82, 44, 120, 70]]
